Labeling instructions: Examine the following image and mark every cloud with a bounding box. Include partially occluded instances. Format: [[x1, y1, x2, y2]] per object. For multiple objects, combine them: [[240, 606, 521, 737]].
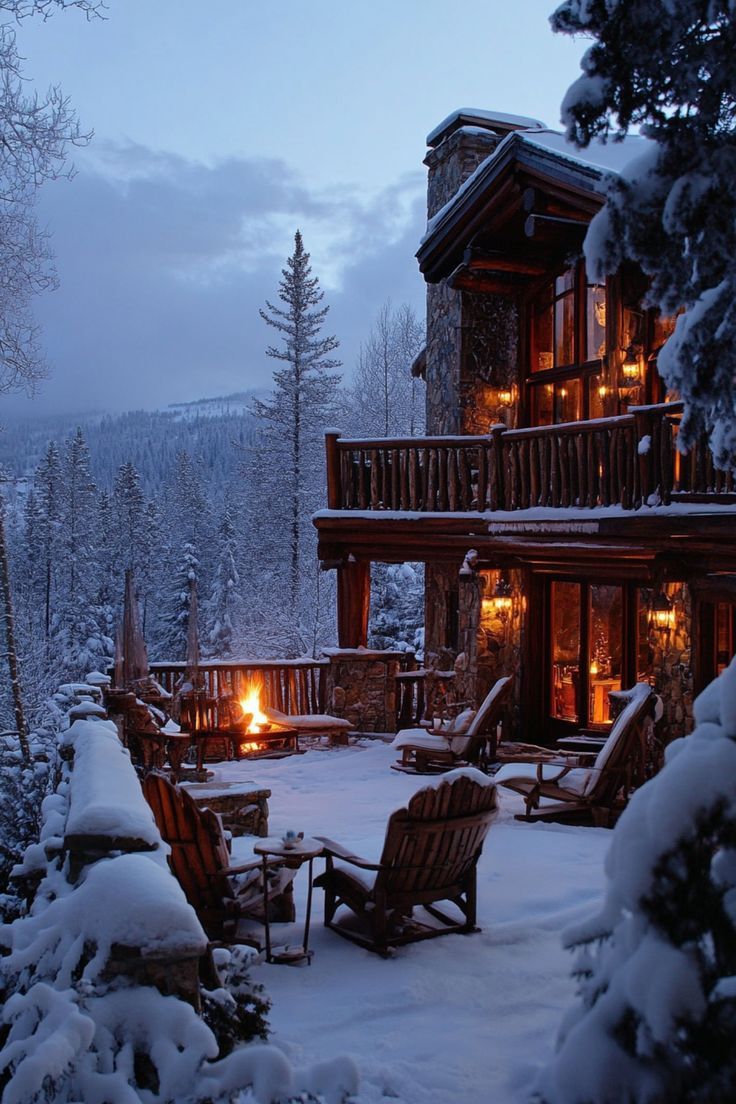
[[0, 141, 427, 417]]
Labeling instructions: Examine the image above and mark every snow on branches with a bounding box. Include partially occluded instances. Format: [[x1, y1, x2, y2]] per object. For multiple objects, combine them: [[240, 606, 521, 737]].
[[552, 1, 736, 470], [536, 656, 736, 1103]]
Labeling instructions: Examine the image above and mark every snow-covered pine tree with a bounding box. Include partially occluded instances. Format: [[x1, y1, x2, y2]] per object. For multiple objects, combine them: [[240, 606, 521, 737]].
[[536, 6, 736, 1099], [156, 541, 199, 662], [204, 508, 240, 658], [551, 0, 736, 469], [536, 660, 736, 1104], [253, 229, 341, 625], [53, 428, 112, 677]]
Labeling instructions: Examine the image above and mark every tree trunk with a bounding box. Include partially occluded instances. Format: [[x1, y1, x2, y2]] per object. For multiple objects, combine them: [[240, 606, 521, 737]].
[[0, 491, 29, 762]]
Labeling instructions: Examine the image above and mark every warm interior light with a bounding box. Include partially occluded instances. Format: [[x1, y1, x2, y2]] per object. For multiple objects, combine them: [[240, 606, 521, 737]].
[[589, 660, 599, 676], [489, 574, 513, 620], [497, 388, 513, 407], [597, 384, 608, 400]]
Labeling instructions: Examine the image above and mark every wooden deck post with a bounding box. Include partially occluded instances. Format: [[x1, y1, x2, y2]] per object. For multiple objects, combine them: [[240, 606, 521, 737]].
[[325, 431, 342, 510], [337, 558, 370, 648]]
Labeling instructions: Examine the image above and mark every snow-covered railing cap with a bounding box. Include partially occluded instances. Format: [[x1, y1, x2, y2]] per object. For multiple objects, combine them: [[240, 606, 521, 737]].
[[426, 108, 547, 148]]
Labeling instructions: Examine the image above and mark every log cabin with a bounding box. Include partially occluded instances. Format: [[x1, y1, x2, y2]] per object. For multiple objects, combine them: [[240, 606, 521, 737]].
[[315, 109, 736, 747]]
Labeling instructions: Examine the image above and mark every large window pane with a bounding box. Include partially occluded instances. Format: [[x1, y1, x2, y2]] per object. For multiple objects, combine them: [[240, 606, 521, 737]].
[[555, 379, 581, 423], [552, 582, 580, 722], [589, 585, 622, 724], [555, 291, 575, 367], [532, 382, 554, 426], [532, 299, 554, 372]]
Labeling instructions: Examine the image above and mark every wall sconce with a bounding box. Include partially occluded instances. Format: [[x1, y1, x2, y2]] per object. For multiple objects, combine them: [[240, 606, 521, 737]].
[[497, 387, 513, 408], [597, 384, 608, 401], [488, 574, 513, 622], [650, 588, 674, 634], [617, 344, 643, 401]]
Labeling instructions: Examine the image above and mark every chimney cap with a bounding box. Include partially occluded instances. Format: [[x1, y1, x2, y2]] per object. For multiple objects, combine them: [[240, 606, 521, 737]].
[[426, 108, 547, 149]]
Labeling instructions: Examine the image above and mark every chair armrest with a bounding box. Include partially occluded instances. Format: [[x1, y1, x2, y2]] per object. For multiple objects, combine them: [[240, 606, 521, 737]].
[[314, 836, 381, 871], [222, 858, 276, 877], [535, 761, 577, 783]]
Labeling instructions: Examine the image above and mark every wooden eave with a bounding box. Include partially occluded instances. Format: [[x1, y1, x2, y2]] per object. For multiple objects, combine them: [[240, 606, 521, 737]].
[[417, 134, 605, 285], [314, 510, 736, 575]]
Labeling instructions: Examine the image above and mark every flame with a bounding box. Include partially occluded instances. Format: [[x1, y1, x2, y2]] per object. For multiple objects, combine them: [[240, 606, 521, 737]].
[[239, 740, 266, 755], [240, 680, 268, 733]]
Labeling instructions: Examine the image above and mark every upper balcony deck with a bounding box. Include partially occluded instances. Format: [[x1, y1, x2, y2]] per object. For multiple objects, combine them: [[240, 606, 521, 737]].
[[324, 403, 735, 516]]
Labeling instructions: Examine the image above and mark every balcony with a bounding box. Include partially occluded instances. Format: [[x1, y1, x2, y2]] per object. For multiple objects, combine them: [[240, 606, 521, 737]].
[[325, 403, 734, 515]]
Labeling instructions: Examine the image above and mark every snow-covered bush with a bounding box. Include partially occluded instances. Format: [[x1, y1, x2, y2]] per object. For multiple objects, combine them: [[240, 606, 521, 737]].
[[536, 656, 736, 1103]]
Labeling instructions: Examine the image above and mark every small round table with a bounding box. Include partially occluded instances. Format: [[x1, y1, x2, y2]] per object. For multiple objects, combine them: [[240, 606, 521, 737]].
[[253, 836, 323, 965]]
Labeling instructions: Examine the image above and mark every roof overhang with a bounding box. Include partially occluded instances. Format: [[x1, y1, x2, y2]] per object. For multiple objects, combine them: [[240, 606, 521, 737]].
[[417, 132, 605, 286]]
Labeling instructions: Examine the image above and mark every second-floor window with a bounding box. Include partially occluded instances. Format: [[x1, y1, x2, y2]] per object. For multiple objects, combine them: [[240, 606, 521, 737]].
[[527, 262, 606, 425]]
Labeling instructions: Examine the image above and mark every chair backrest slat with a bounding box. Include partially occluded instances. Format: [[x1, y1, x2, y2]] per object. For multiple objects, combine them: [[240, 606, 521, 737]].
[[377, 774, 498, 899]]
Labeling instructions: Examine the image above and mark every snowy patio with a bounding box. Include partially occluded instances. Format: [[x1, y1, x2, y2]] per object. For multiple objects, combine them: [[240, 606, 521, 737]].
[[209, 739, 610, 1104]]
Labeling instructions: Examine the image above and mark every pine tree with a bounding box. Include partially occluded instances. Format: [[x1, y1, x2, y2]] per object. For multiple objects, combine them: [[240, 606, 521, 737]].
[[551, 0, 736, 468], [254, 230, 341, 616], [205, 509, 240, 658], [157, 541, 199, 662]]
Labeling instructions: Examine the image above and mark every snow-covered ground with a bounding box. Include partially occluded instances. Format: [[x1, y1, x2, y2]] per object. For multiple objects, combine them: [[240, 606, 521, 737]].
[[207, 740, 611, 1104]]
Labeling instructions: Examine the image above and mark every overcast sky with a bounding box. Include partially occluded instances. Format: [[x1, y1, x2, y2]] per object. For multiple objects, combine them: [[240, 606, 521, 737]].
[[3, 0, 588, 417]]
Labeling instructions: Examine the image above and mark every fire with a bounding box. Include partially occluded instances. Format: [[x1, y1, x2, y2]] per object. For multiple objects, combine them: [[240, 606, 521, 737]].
[[239, 740, 266, 755], [239, 681, 268, 734]]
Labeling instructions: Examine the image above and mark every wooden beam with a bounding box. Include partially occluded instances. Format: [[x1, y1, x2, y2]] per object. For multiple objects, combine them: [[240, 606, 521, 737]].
[[462, 246, 546, 276], [337, 559, 370, 648]]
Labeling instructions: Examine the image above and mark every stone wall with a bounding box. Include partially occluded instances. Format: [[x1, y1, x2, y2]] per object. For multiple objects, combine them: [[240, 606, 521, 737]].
[[424, 562, 460, 665], [324, 648, 405, 732], [424, 128, 500, 219], [459, 291, 520, 433], [647, 581, 694, 743], [426, 280, 462, 434]]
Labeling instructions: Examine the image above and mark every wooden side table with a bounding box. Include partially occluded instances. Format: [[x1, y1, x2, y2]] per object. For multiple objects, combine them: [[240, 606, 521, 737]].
[[253, 836, 323, 965]]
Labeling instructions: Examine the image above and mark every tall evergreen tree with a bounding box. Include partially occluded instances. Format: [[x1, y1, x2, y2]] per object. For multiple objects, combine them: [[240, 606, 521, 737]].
[[205, 508, 240, 658], [350, 300, 425, 438], [157, 541, 199, 662], [254, 230, 341, 615], [551, 0, 736, 468]]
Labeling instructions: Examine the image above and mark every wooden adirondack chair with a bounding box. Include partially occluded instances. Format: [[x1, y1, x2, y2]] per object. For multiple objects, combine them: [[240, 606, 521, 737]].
[[142, 772, 295, 944], [391, 675, 513, 774], [313, 770, 498, 955], [494, 683, 657, 826]]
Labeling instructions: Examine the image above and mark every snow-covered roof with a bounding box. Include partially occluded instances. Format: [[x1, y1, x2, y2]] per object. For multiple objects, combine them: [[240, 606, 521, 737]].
[[427, 108, 547, 147], [521, 128, 649, 175]]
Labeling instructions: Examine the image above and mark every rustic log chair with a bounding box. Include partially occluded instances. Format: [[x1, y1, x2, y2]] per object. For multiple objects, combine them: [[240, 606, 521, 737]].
[[313, 770, 498, 955], [494, 683, 658, 827], [142, 772, 295, 945], [391, 675, 514, 774]]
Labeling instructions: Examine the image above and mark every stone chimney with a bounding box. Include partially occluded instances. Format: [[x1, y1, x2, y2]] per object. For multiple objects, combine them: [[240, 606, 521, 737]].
[[424, 109, 547, 219]]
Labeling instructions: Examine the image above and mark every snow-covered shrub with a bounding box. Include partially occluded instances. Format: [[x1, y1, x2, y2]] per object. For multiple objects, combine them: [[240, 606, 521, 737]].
[[536, 656, 736, 1103], [0, 729, 56, 922]]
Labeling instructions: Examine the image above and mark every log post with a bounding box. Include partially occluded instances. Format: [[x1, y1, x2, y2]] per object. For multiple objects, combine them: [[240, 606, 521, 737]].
[[633, 408, 656, 506], [489, 424, 507, 511], [325, 431, 342, 509], [337, 558, 370, 648]]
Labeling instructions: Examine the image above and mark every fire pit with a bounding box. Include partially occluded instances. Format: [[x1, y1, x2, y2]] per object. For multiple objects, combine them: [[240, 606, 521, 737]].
[[232, 682, 300, 760]]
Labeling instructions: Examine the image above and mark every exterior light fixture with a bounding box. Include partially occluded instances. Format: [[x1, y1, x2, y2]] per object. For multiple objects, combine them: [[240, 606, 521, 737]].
[[489, 574, 513, 621], [617, 344, 643, 401], [497, 388, 513, 407], [650, 588, 674, 633]]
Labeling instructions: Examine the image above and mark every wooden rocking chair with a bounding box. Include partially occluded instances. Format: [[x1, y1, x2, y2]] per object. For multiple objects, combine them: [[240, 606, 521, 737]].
[[391, 675, 513, 774], [313, 770, 498, 955], [142, 772, 295, 944], [494, 683, 658, 827]]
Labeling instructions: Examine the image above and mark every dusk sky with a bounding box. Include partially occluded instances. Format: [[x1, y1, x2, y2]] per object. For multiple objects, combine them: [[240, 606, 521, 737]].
[[4, 0, 588, 417]]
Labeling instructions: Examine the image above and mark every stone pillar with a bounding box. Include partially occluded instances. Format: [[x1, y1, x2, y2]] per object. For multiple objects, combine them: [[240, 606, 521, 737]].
[[647, 581, 693, 743], [424, 562, 460, 667], [337, 559, 370, 648], [455, 560, 481, 707], [323, 648, 405, 733]]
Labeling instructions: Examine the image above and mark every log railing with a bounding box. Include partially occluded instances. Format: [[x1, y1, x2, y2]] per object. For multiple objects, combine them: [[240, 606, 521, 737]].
[[325, 403, 734, 514], [148, 660, 329, 716]]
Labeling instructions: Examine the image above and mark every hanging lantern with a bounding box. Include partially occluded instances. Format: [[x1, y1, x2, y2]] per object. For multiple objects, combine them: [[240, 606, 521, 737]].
[[617, 345, 643, 400], [650, 588, 674, 632]]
